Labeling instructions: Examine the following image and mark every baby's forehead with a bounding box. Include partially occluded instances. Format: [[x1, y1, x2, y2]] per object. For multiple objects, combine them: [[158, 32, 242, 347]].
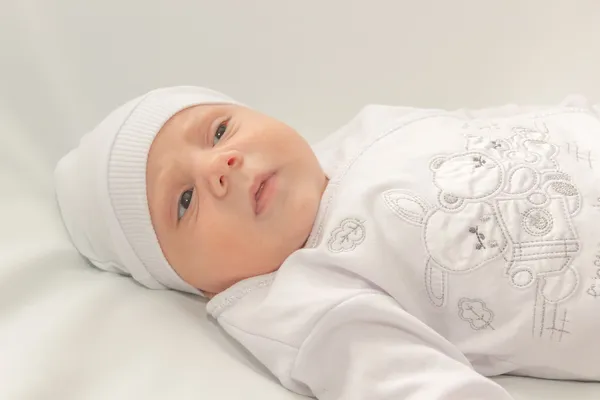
[[148, 103, 236, 165]]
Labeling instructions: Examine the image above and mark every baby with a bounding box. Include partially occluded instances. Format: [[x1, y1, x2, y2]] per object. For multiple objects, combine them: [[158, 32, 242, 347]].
[[55, 86, 600, 399]]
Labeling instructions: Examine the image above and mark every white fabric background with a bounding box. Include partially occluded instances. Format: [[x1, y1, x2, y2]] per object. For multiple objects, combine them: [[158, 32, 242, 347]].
[[1, 1, 600, 399]]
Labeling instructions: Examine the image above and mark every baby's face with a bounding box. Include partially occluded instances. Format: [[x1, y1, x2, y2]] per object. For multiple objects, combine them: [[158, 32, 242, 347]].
[[146, 104, 327, 296]]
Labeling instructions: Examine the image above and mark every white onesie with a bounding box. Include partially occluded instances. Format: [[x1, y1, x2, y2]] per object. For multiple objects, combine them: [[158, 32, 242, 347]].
[[207, 98, 600, 399]]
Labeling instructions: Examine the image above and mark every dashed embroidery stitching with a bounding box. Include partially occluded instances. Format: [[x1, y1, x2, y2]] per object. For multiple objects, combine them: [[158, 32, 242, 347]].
[[431, 152, 505, 203], [522, 208, 554, 236], [506, 166, 539, 195], [383, 115, 584, 313], [327, 218, 366, 253], [458, 298, 495, 330], [510, 267, 535, 288], [383, 190, 430, 227], [209, 276, 275, 316], [424, 261, 447, 307]]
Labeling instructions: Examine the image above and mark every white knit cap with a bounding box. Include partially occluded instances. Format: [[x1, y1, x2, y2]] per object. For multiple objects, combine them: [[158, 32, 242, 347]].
[[54, 86, 239, 294]]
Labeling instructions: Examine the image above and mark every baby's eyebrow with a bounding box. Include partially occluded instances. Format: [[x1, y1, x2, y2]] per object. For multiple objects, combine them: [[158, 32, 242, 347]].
[[165, 186, 177, 227], [180, 112, 211, 146], [150, 162, 178, 229]]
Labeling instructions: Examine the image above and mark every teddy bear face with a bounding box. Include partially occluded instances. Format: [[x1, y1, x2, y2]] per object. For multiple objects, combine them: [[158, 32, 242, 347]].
[[430, 152, 504, 210]]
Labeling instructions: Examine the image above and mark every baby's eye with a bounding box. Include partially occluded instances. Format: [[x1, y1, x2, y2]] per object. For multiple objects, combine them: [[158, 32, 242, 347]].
[[213, 121, 228, 146], [178, 189, 193, 220]]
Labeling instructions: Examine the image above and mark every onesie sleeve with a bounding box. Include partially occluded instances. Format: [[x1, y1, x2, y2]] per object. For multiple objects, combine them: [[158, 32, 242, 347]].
[[290, 292, 514, 400]]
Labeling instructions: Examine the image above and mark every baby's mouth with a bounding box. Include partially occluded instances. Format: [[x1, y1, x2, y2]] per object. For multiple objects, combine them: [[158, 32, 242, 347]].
[[250, 172, 276, 215], [255, 181, 266, 201]]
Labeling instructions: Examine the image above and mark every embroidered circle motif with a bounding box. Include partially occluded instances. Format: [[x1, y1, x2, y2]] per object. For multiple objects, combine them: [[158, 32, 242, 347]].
[[510, 268, 535, 288], [444, 194, 459, 204], [551, 181, 577, 196], [522, 208, 553, 236], [527, 192, 548, 206]]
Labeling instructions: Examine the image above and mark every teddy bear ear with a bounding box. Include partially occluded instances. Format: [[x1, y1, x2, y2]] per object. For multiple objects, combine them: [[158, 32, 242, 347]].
[[429, 156, 447, 171], [382, 190, 430, 227]]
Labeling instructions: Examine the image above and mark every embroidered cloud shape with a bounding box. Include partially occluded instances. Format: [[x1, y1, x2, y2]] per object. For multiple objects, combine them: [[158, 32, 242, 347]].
[[458, 298, 495, 330], [328, 218, 366, 253]]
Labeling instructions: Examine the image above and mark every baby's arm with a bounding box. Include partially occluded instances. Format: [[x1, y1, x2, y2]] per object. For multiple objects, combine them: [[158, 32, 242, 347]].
[[290, 292, 514, 400]]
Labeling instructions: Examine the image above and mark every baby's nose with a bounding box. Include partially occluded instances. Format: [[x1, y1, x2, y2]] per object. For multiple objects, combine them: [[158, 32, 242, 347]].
[[207, 150, 243, 197]]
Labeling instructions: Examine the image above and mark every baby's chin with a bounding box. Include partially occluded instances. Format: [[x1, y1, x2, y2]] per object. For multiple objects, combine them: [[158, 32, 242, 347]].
[[200, 204, 321, 296]]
